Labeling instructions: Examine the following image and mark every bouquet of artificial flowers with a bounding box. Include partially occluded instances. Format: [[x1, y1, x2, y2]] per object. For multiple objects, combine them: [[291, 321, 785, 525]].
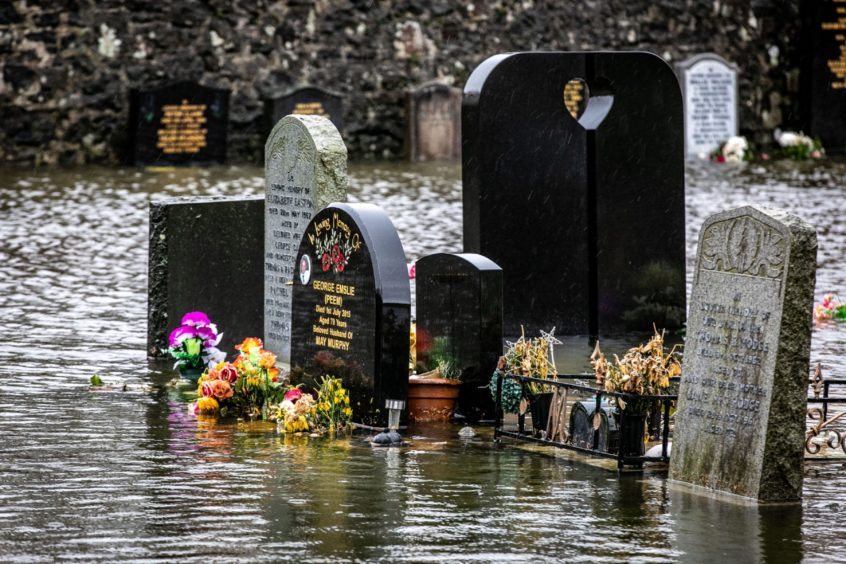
[[166, 311, 225, 371]]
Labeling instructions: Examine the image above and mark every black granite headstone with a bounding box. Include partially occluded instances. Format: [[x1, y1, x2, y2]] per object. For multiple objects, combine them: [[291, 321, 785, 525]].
[[801, 0, 846, 154], [463, 52, 686, 337], [147, 196, 264, 357], [290, 203, 410, 427], [264, 86, 343, 139], [415, 253, 503, 421], [128, 81, 229, 166]]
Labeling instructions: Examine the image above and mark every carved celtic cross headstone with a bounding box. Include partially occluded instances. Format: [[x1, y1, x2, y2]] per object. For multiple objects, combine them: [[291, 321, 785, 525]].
[[670, 206, 817, 502]]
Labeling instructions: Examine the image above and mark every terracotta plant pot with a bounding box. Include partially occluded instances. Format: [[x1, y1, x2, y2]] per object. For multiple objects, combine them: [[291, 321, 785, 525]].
[[407, 377, 462, 422]]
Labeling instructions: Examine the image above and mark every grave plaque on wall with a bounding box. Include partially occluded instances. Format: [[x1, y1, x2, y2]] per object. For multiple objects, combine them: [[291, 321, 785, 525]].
[[290, 203, 410, 428], [801, 0, 846, 153], [670, 206, 817, 502], [406, 82, 462, 162], [265, 115, 347, 366], [463, 51, 686, 337], [677, 53, 739, 156], [128, 81, 229, 166], [415, 253, 503, 421], [264, 86, 343, 139]]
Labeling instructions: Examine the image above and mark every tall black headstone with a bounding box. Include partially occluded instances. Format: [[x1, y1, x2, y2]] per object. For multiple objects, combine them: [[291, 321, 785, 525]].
[[415, 253, 503, 421], [290, 203, 410, 427], [264, 86, 343, 139], [463, 52, 685, 337], [128, 81, 229, 166], [801, 0, 846, 154]]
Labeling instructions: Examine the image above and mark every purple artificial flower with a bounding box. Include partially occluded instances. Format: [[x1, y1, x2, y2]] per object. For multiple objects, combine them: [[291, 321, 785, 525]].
[[181, 311, 211, 327], [168, 324, 199, 348], [197, 325, 223, 348]]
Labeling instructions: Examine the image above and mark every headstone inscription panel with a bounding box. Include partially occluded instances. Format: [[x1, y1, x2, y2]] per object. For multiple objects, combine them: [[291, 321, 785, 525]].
[[415, 253, 503, 421], [801, 0, 846, 153], [290, 203, 410, 427], [264, 86, 343, 139], [148, 196, 264, 357], [406, 82, 462, 162], [677, 53, 739, 156], [463, 51, 685, 337], [128, 81, 229, 166], [265, 115, 347, 366], [670, 206, 817, 502]]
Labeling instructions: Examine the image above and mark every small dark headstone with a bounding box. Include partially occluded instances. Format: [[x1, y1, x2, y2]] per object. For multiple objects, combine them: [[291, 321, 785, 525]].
[[415, 253, 503, 421], [463, 52, 686, 337], [290, 203, 410, 428], [677, 53, 739, 156], [406, 82, 462, 162], [147, 196, 264, 357], [128, 81, 229, 166], [801, 0, 846, 154], [264, 86, 343, 139], [670, 206, 817, 502]]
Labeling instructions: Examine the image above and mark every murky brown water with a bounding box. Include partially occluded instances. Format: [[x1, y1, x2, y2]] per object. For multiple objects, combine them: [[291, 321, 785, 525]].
[[0, 160, 845, 562]]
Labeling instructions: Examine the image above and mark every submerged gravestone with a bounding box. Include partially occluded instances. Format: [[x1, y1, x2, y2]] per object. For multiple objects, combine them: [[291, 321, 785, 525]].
[[265, 115, 347, 366], [463, 52, 685, 337], [801, 0, 846, 153], [677, 53, 739, 156], [148, 196, 264, 356], [406, 82, 462, 162], [415, 253, 503, 421], [128, 81, 229, 166], [290, 203, 410, 428], [264, 86, 344, 139], [671, 206, 817, 502]]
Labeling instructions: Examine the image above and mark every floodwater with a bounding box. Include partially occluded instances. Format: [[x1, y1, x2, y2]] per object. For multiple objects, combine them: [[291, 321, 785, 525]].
[[0, 160, 845, 562]]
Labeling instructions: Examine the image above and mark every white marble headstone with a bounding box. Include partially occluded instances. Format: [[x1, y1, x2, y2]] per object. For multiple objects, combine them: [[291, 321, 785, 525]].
[[678, 54, 739, 157]]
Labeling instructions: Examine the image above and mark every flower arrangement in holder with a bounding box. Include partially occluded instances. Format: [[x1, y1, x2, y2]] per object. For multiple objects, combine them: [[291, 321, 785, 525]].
[[775, 130, 824, 160], [590, 327, 681, 413], [193, 337, 283, 419], [276, 376, 353, 434], [166, 312, 226, 379], [502, 327, 560, 394], [814, 293, 846, 322], [710, 135, 751, 163]]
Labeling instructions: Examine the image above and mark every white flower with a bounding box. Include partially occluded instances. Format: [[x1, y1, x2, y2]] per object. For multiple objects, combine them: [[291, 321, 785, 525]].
[[722, 135, 748, 162], [203, 347, 225, 367], [279, 400, 295, 414], [776, 130, 814, 148]]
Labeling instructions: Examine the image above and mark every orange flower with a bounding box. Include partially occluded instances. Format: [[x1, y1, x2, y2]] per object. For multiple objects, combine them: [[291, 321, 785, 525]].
[[206, 379, 233, 400], [259, 350, 277, 369], [269, 367, 280, 382], [236, 337, 263, 356]]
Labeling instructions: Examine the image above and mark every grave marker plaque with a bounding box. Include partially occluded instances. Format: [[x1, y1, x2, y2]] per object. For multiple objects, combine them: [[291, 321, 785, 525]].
[[463, 52, 685, 337], [677, 53, 739, 156], [801, 0, 846, 153], [670, 206, 817, 502], [128, 81, 229, 166], [406, 82, 462, 162], [290, 203, 410, 428], [264, 86, 343, 139], [265, 115, 347, 366], [415, 253, 503, 421]]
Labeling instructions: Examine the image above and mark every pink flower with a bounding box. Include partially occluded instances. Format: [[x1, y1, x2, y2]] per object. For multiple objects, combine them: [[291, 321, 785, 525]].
[[284, 389, 303, 402], [181, 312, 211, 327], [408, 263, 416, 279], [219, 364, 239, 383], [208, 379, 233, 400]]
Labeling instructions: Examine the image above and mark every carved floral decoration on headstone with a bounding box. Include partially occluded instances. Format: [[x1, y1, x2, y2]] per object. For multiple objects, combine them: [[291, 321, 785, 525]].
[[700, 216, 785, 278]]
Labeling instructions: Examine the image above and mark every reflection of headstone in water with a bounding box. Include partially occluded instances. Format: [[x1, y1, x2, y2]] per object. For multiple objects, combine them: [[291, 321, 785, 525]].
[[290, 203, 410, 428], [128, 80, 230, 166], [406, 82, 462, 162], [671, 206, 817, 502], [463, 51, 686, 337], [676, 53, 739, 156], [264, 115, 347, 366]]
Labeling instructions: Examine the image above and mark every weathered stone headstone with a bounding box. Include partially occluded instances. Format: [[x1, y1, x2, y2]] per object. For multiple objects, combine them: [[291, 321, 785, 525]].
[[670, 206, 817, 502], [406, 82, 462, 162], [415, 253, 503, 421], [265, 115, 347, 366], [128, 81, 229, 166], [463, 52, 686, 337], [677, 53, 739, 156], [801, 0, 846, 154], [148, 196, 264, 356], [264, 86, 343, 139], [290, 203, 410, 428]]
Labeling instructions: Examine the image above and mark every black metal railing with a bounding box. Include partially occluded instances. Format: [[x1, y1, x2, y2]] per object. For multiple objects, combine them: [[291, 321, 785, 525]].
[[493, 372, 678, 470], [806, 376, 846, 457]]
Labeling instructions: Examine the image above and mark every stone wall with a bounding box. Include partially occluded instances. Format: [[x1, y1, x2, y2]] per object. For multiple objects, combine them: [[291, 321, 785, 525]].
[[0, 0, 800, 166]]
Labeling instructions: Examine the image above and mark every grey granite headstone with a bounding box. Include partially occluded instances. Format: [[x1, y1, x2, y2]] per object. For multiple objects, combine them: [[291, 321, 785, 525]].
[[148, 196, 264, 357], [406, 82, 461, 162], [677, 53, 739, 156], [264, 115, 347, 366], [670, 206, 817, 502]]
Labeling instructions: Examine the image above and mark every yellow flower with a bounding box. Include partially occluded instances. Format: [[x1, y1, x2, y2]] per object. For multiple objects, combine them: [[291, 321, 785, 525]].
[[343, 407, 352, 418], [196, 396, 219, 413], [344, 396, 350, 406]]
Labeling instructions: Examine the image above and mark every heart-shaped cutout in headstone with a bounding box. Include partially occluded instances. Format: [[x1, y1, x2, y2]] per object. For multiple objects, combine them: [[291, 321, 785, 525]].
[[563, 77, 614, 130]]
